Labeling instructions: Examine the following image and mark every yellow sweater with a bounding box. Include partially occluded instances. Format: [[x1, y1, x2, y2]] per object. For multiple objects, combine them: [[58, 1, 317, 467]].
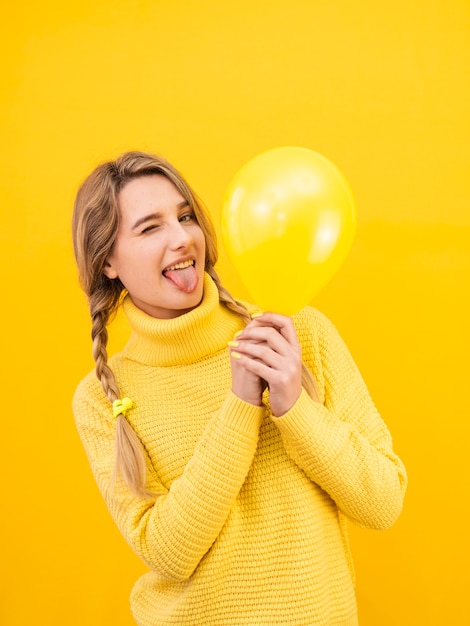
[[73, 273, 407, 626]]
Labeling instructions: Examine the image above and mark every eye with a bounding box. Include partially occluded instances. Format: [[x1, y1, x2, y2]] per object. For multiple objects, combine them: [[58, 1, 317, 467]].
[[179, 212, 196, 223], [141, 224, 159, 234]]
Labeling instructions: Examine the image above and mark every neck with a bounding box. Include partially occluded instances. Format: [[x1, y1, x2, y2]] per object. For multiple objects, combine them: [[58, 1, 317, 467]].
[[121, 273, 244, 366]]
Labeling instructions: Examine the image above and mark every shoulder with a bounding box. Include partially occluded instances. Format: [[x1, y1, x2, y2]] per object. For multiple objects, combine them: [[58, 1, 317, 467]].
[[72, 367, 110, 425], [292, 304, 329, 324], [72, 350, 133, 420], [73, 351, 128, 401], [73, 367, 100, 402], [292, 305, 338, 342], [292, 307, 351, 374]]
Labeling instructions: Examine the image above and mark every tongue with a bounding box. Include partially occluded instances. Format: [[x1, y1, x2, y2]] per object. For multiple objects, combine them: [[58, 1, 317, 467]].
[[164, 266, 198, 293]]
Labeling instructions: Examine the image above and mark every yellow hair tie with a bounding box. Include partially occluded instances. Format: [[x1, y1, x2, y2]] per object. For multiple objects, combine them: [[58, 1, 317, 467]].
[[112, 397, 134, 418]]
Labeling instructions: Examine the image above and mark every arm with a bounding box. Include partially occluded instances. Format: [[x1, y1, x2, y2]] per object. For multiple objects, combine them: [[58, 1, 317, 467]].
[[229, 309, 407, 530], [274, 309, 407, 529], [73, 384, 264, 581]]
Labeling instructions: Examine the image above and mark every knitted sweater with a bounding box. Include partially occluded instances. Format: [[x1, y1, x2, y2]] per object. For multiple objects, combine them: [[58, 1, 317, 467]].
[[73, 273, 407, 626]]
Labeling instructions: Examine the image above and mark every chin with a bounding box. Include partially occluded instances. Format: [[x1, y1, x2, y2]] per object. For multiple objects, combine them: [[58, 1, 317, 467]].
[[188, 286, 204, 309], [176, 286, 204, 315]]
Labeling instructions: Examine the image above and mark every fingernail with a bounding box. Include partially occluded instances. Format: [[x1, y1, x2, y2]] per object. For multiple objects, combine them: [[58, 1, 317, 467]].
[[251, 312, 263, 319], [228, 340, 239, 348], [233, 330, 243, 339], [230, 351, 242, 360]]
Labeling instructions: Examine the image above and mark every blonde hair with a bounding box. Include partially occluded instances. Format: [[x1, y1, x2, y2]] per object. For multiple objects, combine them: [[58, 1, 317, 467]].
[[72, 150, 319, 496]]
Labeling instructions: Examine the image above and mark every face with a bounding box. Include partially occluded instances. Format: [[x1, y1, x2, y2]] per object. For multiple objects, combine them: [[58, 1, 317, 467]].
[[104, 174, 206, 319]]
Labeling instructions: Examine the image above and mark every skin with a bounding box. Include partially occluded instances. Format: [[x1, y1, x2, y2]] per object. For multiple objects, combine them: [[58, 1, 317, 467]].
[[229, 312, 303, 417], [104, 175, 206, 319]]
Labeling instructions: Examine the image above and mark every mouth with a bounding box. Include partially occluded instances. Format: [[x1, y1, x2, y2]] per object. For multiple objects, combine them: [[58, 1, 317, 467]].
[[162, 259, 195, 274], [162, 259, 199, 293]]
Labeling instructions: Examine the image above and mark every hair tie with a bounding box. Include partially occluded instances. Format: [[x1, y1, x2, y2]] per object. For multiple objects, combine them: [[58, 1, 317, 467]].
[[112, 397, 134, 418]]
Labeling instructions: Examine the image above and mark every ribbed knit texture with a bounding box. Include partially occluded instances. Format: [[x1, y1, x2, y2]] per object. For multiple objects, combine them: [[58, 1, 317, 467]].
[[73, 273, 407, 625]]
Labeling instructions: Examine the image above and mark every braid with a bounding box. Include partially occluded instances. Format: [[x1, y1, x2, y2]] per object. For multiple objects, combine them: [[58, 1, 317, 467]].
[[207, 267, 252, 324], [208, 267, 321, 402], [300, 364, 321, 402], [91, 307, 120, 402], [90, 291, 151, 496]]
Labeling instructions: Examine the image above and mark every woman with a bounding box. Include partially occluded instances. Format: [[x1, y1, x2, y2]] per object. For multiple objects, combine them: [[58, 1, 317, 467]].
[[72, 150, 407, 626]]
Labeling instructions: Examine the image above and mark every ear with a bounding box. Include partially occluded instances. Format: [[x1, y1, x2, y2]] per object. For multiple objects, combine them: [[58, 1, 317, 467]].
[[103, 261, 119, 279]]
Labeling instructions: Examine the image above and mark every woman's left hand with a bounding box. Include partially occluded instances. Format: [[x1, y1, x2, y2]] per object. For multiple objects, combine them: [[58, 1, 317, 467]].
[[229, 312, 302, 417]]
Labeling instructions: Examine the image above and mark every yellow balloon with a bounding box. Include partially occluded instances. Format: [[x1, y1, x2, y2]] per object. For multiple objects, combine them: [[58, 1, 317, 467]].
[[221, 147, 357, 315]]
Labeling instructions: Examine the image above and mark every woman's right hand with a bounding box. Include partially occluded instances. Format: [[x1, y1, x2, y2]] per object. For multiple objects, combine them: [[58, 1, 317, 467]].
[[229, 330, 265, 407]]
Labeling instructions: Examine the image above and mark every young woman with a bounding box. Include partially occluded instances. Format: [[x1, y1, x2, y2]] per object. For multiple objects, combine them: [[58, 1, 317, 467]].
[[72, 150, 407, 626]]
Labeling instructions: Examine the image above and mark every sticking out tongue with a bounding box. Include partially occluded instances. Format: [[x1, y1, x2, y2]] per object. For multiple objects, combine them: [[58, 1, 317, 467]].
[[163, 265, 198, 293]]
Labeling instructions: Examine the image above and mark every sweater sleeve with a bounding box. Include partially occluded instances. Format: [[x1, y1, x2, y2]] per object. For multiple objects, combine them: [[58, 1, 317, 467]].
[[272, 309, 407, 530], [73, 385, 264, 581]]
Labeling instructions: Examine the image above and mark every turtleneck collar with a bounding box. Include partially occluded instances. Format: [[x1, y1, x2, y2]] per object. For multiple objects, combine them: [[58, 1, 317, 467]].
[[121, 273, 245, 366]]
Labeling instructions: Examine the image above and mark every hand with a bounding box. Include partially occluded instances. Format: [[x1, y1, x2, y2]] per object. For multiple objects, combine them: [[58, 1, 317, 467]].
[[229, 313, 302, 416], [229, 329, 266, 408]]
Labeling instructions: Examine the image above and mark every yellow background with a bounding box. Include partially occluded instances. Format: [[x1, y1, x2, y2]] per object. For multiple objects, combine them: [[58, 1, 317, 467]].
[[1, 1, 469, 624]]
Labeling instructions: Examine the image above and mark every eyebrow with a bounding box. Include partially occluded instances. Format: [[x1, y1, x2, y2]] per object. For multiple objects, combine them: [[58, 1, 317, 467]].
[[131, 200, 190, 230]]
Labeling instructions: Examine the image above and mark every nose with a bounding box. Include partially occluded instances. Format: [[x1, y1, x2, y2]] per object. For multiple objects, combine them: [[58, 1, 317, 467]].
[[168, 219, 194, 250]]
